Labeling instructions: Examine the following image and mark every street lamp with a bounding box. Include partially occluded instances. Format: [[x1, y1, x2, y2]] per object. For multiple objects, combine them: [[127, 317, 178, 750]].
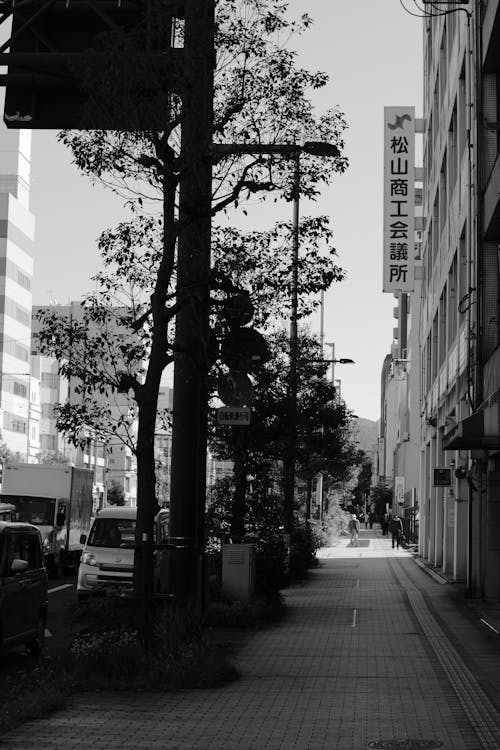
[[212, 140, 341, 535]]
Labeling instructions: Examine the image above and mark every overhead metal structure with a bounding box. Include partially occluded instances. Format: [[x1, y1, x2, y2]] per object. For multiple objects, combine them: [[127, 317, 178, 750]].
[[0, 0, 184, 129]]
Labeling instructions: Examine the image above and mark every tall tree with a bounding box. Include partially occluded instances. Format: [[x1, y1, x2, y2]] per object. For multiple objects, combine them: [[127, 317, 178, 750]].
[[209, 330, 359, 538], [36, 0, 348, 620]]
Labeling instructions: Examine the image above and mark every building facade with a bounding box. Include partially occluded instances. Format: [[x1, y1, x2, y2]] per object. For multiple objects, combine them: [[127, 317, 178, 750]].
[[382, 1, 500, 597], [0, 125, 36, 460]]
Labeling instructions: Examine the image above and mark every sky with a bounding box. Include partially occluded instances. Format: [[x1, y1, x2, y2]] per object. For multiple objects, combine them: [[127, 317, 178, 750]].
[[27, 0, 423, 423]]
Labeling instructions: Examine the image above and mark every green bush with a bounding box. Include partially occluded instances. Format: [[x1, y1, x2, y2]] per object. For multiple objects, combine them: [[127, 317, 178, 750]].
[[0, 661, 69, 737], [289, 525, 317, 580], [310, 500, 352, 547], [255, 535, 288, 597], [67, 596, 237, 690]]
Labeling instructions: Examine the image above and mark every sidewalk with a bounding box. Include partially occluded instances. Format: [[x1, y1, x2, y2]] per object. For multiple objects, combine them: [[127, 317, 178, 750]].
[[4, 529, 500, 749]]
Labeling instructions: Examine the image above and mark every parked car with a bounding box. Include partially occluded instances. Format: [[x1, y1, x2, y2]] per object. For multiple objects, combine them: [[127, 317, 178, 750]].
[[0, 521, 48, 654], [77, 506, 170, 601]]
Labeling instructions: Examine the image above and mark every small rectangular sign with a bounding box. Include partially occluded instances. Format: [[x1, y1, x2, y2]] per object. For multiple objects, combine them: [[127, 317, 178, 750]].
[[217, 407, 251, 426], [433, 468, 452, 486], [395, 476, 405, 505]]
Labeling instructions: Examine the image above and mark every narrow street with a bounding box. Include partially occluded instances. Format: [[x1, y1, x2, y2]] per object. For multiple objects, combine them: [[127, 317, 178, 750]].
[[3, 529, 500, 750]]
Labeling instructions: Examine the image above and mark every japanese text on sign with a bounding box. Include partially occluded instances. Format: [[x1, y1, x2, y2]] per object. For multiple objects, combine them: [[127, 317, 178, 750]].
[[383, 106, 415, 293], [217, 407, 251, 426]]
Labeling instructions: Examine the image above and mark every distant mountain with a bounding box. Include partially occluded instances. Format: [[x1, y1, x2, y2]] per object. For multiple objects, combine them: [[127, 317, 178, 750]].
[[353, 417, 378, 455]]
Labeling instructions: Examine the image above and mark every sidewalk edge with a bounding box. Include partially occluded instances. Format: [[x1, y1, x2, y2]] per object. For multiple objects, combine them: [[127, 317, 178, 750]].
[[413, 555, 449, 584]]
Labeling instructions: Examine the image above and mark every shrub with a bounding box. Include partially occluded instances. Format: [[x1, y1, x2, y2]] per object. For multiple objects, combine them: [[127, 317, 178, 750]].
[[68, 596, 237, 690], [310, 499, 352, 547], [289, 524, 317, 580], [0, 661, 69, 736], [255, 535, 288, 597]]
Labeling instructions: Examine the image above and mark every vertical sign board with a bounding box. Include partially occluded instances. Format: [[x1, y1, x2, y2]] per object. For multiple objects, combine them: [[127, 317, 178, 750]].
[[383, 106, 415, 293], [395, 476, 405, 506]]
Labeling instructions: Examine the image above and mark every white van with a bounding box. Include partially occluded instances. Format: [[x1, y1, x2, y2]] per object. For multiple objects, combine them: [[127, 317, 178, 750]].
[[77, 506, 171, 601]]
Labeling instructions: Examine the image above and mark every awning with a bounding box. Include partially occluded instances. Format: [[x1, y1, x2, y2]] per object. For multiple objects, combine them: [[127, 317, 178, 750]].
[[442, 394, 500, 450]]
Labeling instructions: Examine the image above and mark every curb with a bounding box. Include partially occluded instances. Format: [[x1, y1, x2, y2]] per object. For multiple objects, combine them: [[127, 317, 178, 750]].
[[413, 555, 448, 584]]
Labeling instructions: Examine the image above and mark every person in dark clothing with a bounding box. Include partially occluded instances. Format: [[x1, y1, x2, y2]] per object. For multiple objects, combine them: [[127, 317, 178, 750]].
[[381, 514, 389, 536], [389, 514, 403, 549]]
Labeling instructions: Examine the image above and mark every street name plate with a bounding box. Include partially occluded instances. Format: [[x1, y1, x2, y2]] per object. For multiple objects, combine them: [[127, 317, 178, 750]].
[[217, 406, 251, 426]]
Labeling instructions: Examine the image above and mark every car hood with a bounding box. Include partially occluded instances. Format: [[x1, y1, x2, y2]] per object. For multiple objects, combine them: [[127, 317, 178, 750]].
[[84, 545, 134, 568]]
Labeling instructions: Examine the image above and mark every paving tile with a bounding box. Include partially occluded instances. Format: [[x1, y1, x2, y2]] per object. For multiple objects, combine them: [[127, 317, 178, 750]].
[[2, 530, 499, 749]]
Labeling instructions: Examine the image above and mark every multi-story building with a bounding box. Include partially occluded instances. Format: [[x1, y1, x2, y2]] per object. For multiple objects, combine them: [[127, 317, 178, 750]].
[[31, 301, 135, 505], [382, 2, 500, 598], [0, 125, 36, 460]]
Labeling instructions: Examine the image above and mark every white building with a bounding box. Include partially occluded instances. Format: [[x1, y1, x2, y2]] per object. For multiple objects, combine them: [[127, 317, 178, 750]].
[[0, 126, 36, 461], [382, 2, 500, 596]]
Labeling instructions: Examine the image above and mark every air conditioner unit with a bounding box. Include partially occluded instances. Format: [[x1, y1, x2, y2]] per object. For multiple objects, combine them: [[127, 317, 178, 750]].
[[222, 544, 255, 602]]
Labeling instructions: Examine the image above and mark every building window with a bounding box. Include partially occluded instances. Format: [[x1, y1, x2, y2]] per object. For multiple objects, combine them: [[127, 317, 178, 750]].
[[17, 270, 31, 290], [41, 372, 59, 389], [3, 411, 27, 434], [40, 434, 57, 451], [13, 381, 27, 398], [41, 403, 54, 419]]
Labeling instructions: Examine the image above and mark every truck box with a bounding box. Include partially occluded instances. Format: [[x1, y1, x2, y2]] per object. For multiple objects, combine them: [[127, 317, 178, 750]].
[[1, 463, 94, 575]]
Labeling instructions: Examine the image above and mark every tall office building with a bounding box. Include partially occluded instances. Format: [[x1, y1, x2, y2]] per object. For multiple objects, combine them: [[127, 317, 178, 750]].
[[382, 2, 500, 597], [0, 125, 36, 460]]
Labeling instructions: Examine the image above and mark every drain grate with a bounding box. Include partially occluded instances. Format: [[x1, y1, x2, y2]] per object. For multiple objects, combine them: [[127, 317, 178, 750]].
[[367, 741, 444, 750]]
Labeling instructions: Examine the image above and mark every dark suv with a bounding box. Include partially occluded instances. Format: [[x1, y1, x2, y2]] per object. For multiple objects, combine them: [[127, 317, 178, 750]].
[[0, 521, 48, 654]]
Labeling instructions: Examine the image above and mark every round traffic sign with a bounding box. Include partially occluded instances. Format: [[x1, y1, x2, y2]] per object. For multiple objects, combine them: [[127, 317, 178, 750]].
[[220, 327, 271, 371], [217, 370, 254, 406], [223, 294, 254, 326]]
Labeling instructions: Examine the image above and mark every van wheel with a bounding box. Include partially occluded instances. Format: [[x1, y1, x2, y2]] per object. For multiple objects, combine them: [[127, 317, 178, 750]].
[[26, 615, 46, 656]]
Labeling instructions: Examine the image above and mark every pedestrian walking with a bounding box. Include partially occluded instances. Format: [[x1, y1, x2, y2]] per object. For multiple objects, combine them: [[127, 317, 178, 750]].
[[369, 512, 374, 529], [389, 513, 403, 549], [381, 514, 389, 536], [348, 513, 360, 546]]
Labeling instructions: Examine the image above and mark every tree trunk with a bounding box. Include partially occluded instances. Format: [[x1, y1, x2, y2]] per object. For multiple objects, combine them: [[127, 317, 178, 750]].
[[133, 391, 159, 646], [305, 476, 312, 522]]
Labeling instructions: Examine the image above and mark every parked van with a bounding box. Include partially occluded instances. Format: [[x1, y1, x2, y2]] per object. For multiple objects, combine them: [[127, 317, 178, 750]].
[[77, 506, 169, 600], [0, 521, 48, 654]]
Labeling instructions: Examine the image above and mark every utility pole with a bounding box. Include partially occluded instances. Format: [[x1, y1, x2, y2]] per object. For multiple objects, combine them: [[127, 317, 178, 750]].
[[282, 150, 300, 535], [169, 0, 215, 605]]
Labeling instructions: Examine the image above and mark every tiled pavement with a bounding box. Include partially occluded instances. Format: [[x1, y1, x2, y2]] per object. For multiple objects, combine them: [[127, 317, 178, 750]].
[[3, 530, 500, 749]]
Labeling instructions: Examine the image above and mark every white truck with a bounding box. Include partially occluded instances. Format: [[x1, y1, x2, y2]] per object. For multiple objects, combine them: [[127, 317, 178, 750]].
[[1, 463, 94, 576]]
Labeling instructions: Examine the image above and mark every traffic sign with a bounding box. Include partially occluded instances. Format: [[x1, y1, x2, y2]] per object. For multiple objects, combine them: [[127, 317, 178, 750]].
[[217, 370, 253, 406], [222, 294, 254, 327], [220, 327, 270, 371], [217, 407, 251, 426]]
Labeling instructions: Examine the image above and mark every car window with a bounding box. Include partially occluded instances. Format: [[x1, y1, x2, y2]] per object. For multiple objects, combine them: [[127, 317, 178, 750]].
[[88, 518, 136, 548], [6, 532, 40, 572]]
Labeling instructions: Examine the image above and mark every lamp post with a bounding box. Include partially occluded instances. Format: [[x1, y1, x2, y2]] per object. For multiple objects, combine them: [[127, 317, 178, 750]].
[[211, 141, 341, 536]]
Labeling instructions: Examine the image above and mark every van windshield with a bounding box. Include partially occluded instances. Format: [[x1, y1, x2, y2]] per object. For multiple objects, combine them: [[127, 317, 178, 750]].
[[88, 518, 136, 548]]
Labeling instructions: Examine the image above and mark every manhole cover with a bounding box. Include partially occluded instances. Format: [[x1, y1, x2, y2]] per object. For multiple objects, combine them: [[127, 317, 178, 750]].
[[367, 742, 443, 750]]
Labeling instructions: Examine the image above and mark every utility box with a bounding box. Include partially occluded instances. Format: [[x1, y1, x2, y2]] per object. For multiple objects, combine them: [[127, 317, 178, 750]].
[[222, 543, 256, 602]]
